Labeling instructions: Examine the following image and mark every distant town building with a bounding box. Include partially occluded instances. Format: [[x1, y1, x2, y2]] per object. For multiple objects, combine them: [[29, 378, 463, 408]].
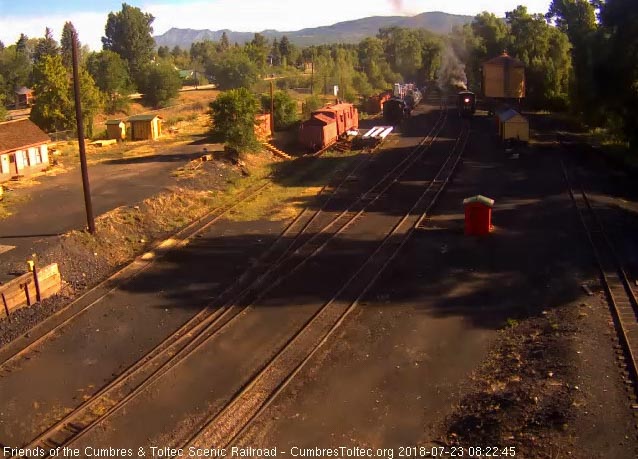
[[14, 87, 34, 109]]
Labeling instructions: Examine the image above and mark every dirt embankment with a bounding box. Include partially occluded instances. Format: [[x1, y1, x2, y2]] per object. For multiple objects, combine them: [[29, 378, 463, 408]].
[[0, 151, 269, 346]]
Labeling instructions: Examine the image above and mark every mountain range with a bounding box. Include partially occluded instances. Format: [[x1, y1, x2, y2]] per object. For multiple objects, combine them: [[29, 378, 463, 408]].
[[154, 11, 473, 49]]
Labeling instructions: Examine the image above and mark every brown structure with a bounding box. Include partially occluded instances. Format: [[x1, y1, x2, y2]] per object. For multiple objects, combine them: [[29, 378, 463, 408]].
[[365, 91, 392, 114], [299, 114, 339, 151], [0, 119, 51, 183], [497, 109, 529, 143], [105, 119, 126, 141], [482, 53, 526, 99], [299, 102, 359, 152], [128, 114, 163, 141], [254, 113, 272, 141], [14, 87, 34, 108]]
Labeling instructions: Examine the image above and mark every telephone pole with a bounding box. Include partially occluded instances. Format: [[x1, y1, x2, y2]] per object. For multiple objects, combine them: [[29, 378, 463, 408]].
[[71, 30, 95, 234], [270, 80, 275, 133]]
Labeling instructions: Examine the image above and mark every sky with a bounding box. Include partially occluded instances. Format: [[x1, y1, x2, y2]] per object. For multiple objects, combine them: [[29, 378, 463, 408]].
[[0, 0, 552, 51]]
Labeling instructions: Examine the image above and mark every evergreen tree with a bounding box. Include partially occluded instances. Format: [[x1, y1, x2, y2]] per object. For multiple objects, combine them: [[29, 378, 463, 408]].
[[219, 32, 230, 52], [102, 3, 155, 85], [34, 27, 59, 63], [60, 22, 79, 69]]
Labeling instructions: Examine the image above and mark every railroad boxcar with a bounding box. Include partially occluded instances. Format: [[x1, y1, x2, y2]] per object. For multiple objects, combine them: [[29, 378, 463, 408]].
[[298, 113, 339, 151], [458, 91, 476, 117], [365, 91, 392, 114]]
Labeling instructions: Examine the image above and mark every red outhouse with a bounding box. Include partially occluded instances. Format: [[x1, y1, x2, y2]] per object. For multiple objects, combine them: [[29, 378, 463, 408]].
[[463, 195, 495, 236]]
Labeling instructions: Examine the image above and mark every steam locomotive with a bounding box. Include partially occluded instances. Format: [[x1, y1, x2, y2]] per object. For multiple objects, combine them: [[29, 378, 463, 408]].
[[457, 91, 476, 117]]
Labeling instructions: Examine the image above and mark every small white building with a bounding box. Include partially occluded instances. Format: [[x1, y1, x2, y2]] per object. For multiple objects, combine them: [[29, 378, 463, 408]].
[[0, 119, 51, 183]]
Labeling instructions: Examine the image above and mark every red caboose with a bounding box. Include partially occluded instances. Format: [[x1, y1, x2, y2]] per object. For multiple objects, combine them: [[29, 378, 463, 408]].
[[298, 114, 339, 151], [299, 102, 359, 151]]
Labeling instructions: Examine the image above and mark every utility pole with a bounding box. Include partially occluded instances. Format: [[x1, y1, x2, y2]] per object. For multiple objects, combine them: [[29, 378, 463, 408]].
[[71, 30, 95, 234], [310, 61, 314, 94], [270, 80, 275, 133]]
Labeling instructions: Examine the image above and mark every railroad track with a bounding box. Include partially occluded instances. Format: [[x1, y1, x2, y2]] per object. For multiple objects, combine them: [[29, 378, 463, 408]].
[[561, 160, 638, 400], [11, 105, 451, 457], [0, 180, 275, 370], [183, 121, 471, 452]]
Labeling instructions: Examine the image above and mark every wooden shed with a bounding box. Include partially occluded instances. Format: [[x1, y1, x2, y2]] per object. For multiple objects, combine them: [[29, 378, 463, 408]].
[[105, 119, 126, 141], [497, 109, 529, 142], [482, 53, 526, 99], [128, 114, 162, 141], [14, 87, 34, 108]]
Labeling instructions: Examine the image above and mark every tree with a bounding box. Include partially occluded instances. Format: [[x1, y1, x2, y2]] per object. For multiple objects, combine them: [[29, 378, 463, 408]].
[[137, 61, 182, 108], [302, 94, 323, 118], [506, 6, 572, 108], [86, 50, 131, 113], [60, 22, 79, 69], [210, 88, 260, 151], [219, 32, 230, 52], [261, 90, 298, 130], [30, 54, 73, 132], [246, 33, 269, 71], [270, 38, 281, 66], [102, 3, 155, 85], [74, 68, 105, 137], [16, 34, 28, 55], [209, 50, 259, 90], [279, 35, 292, 66], [547, 1, 598, 116], [157, 45, 170, 59], [33, 27, 59, 63], [0, 76, 7, 120], [29, 53, 103, 136], [599, 0, 638, 146]]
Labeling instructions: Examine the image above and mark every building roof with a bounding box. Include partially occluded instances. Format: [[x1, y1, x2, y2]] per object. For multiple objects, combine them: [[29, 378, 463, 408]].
[[128, 114, 162, 122], [0, 119, 50, 154], [15, 86, 33, 95], [306, 114, 333, 125], [105, 119, 125, 125], [463, 195, 495, 207], [484, 52, 525, 68], [322, 103, 354, 112], [498, 109, 527, 123]]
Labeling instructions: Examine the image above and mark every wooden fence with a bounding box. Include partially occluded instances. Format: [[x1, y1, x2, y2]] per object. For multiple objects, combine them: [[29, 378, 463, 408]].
[[1, 263, 62, 319]]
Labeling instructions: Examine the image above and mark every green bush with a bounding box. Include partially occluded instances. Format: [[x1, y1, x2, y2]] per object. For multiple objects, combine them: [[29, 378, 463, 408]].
[[138, 62, 182, 108], [210, 88, 260, 152], [260, 90, 299, 130], [302, 94, 324, 118]]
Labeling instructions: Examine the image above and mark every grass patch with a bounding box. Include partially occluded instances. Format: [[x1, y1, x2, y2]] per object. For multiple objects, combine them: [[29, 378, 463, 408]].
[[0, 191, 31, 220], [225, 150, 362, 222]]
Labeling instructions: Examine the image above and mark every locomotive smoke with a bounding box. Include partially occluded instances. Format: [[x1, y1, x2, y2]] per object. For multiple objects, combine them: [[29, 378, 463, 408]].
[[389, 0, 403, 11], [437, 46, 468, 91]]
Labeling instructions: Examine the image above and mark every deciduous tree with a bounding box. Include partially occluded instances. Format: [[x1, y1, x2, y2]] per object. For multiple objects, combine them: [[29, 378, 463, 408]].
[[137, 61, 181, 108], [210, 88, 260, 151]]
